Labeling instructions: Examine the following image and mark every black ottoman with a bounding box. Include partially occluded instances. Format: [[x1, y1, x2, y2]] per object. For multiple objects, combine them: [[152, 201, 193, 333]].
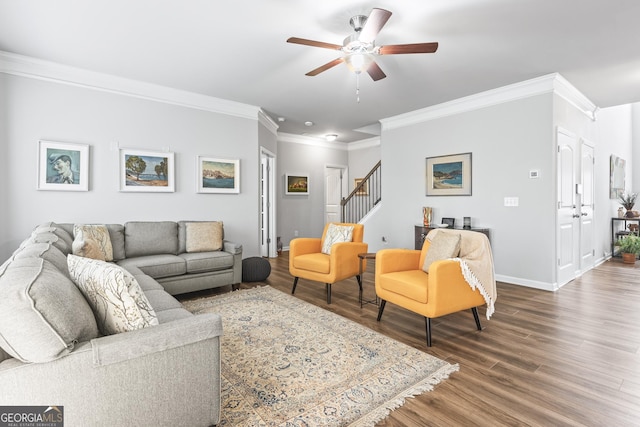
[[242, 257, 271, 282]]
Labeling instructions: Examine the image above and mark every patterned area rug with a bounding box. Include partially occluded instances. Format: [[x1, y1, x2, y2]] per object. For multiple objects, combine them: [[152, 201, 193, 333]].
[[182, 286, 458, 426]]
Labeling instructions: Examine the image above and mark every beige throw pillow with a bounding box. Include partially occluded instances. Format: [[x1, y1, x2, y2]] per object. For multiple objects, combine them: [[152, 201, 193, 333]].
[[185, 221, 223, 252], [73, 224, 114, 262], [67, 254, 159, 335], [422, 232, 461, 273], [321, 224, 354, 255]]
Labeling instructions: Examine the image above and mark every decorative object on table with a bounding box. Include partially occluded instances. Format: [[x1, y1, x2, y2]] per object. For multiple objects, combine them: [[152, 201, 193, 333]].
[[463, 216, 471, 229], [276, 236, 283, 255], [119, 148, 174, 192], [610, 155, 626, 199], [182, 286, 457, 426], [422, 207, 433, 226], [616, 234, 640, 264], [285, 174, 309, 195], [442, 217, 455, 228], [618, 192, 638, 217], [425, 152, 472, 196], [196, 156, 240, 194], [618, 207, 625, 218], [37, 140, 89, 192]]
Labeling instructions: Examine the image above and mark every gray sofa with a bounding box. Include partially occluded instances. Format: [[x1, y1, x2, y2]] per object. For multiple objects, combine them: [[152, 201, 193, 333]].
[[0, 220, 242, 426]]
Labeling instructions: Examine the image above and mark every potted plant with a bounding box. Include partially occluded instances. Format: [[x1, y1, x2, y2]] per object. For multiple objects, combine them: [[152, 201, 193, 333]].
[[618, 192, 638, 217], [617, 234, 640, 264]]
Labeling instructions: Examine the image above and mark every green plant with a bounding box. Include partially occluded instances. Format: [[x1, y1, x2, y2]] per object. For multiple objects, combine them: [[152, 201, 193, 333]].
[[618, 192, 638, 211], [617, 234, 640, 254]]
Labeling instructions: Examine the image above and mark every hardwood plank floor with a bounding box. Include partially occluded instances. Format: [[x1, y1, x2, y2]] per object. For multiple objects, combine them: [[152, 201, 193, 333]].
[[179, 253, 640, 426]]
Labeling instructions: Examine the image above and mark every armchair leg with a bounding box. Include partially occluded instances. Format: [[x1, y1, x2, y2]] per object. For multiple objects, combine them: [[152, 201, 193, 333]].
[[472, 307, 482, 330], [326, 283, 331, 304], [425, 317, 432, 347], [356, 275, 363, 307], [291, 277, 299, 295], [376, 300, 386, 321]]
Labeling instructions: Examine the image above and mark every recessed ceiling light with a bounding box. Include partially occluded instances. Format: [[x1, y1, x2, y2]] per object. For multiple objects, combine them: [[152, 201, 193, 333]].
[[304, 121, 314, 126], [325, 134, 338, 142], [277, 117, 285, 122]]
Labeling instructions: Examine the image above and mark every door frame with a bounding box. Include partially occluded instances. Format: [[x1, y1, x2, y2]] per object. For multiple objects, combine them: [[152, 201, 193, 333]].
[[324, 164, 348, 224], [260, 147, 277, 258]]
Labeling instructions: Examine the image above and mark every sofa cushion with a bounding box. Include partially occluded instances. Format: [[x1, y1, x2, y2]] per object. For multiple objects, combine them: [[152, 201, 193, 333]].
[[321, 223, 354, 255], [292, 253, 330, 274], [11, 242, 70, 279], [185, 221, 223, 252], [26, 231, 72, 255], [379, 270, 429, 303], [73, 224, 114, 261], [178, 220, 225, 253], [133, 273, 165, 291], [67, 255, 159, 335], [125, 221, 178, 257], [143, 289, 183, 312], [107, 224, 126, 261], [117, 254, 186, 279], [179, 251, 233, 274], [0, 258, 99, 363], [32, 222, 74, 253], [422, 232, 461, 273]]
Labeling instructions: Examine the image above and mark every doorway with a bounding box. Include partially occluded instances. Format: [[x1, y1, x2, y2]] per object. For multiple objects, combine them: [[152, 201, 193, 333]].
[[260, 148, 276, 257], [325, 165, 347, 224]]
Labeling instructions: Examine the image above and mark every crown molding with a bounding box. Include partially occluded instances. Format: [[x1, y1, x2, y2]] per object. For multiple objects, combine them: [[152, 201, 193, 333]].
[[0, 50, 261, 120], [278, 132, 349, 150], [347, 136, 380, 151], [381, 73, 597, 131], [258, 110, 279, 135]]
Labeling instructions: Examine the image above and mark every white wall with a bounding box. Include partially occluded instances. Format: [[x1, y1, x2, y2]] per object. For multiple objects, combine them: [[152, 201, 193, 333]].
[[1, 73, 263, 260]]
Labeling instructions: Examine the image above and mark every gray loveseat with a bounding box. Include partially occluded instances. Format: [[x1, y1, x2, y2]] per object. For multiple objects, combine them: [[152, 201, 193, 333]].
[[0, 220, 242, 426]]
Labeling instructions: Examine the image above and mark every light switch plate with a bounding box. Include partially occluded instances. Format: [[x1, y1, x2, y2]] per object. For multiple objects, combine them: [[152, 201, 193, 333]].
[[504, 197, 519, 207]]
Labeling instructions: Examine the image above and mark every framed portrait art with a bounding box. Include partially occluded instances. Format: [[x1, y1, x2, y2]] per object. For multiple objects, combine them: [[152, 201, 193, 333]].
[[425, 152, 472, 196], [119, 149, 175, 192], [197, 156, 240, 194], [285, 174, 309, 195], [37, 140, 89, 191]]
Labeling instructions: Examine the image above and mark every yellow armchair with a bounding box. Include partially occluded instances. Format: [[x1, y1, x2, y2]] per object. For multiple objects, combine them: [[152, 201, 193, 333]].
[[290, 222, 368, 304], [375, 229, 495, 346]]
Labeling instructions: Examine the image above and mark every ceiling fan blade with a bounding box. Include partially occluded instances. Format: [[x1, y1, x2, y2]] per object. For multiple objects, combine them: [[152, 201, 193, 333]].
[[358, 8, 392, 43], [379, 42, 439, 55], [305, 58, 345, 76], [367, 61, 386, 81], [287, 37, 342, 51]]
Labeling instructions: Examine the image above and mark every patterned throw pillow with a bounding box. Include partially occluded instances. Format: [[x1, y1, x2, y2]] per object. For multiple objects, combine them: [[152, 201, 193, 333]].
[[67, 254, 158, 335], [185, 221, 223, 252], [422, 232, 461, 273], [321, 224, 354, 255], [72, 224, 114, 262]]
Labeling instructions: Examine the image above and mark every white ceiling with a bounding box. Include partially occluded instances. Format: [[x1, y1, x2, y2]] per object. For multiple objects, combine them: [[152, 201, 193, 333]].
[[1, 0, 639, 142]]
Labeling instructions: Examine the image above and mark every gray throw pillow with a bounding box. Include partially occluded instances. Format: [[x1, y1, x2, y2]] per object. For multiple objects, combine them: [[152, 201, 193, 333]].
[[422, 232, 461, 273]]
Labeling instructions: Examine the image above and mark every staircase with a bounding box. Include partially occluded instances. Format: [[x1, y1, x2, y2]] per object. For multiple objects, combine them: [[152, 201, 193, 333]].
[[341, 161, 381, 223]]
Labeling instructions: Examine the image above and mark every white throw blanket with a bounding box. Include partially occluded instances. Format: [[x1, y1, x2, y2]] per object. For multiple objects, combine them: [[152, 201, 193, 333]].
[[426, 228, 497, 319]]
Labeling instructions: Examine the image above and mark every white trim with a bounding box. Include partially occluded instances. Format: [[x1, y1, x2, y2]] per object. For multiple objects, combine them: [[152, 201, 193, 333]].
[[494, 274, 557, 291], [258, 110, 279, 135], [381, 73, 597, 131], [347, 136, 380, 151], [0, 50, 261, 120], [278, 132, 349, 150]]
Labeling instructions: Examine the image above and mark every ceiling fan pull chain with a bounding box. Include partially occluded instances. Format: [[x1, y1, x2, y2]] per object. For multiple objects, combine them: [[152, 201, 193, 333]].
[[356, 73, 361, 103]]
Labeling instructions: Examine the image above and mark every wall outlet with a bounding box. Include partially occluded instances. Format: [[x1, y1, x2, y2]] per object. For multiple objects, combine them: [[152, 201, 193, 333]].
[[504, 197, 519, 207], [294, 230, 299, 237]]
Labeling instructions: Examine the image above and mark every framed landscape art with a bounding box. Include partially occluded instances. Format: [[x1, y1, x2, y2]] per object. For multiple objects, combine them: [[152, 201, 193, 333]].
[[285, 174, 309, 195], [426, 152, 472, 196], [37, 140, 89, 191], [120, 149, 175, 192], [354, 178, 368, 196], [197, 156, 240, 194]]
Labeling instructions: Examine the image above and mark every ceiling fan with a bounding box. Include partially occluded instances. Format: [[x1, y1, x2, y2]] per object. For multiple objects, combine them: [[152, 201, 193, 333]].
[[287, 8, 438, 82]]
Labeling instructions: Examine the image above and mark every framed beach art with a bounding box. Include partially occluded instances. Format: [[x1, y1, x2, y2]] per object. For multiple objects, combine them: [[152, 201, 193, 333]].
[[197, 156, 240, 194], [119, 149, 175, 192], [37, 140, 89, 191], [285, 174, 309, 195], [426, 152, 472, 196]]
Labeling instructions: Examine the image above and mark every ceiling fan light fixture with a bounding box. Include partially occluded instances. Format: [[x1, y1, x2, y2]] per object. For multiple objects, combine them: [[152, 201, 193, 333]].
[[325, 134, 338, 142], [344, 53, 373, 74]]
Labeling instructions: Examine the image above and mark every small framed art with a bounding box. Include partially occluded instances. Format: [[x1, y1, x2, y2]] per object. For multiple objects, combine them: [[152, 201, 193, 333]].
[[37, 140, 89, 191], [426, 152, 472, 196], [285, 174, 309, 195], [197, 156, 240, 194], [120, 149, 174, 192], [354, 178, 368, 196]]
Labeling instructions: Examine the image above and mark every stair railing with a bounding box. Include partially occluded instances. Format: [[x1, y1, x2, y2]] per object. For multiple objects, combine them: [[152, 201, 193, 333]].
[[341, 161, 381, 223]]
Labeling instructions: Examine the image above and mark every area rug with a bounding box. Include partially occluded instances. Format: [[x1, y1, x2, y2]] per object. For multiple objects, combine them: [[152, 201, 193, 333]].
[[182, 286, 458, 426]]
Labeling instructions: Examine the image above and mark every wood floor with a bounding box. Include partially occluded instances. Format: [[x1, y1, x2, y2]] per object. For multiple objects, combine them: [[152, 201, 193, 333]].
[[182, 253, 640, 426]]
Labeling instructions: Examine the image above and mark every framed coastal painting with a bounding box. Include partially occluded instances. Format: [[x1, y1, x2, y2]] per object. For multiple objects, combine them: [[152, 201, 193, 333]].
[[119, 149, 175, 192], [197, 156, 240, 194], [37, 140, 89, 191], [426, 152, 472, 196], [285, 174, 309, 195]]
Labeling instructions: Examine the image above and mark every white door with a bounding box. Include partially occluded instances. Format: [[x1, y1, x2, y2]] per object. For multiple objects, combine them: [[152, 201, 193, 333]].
[[325, 167, 344, 223], [260, 150, 277, 257], [580, 140, 595, 271], [556, 128, 580, 287]]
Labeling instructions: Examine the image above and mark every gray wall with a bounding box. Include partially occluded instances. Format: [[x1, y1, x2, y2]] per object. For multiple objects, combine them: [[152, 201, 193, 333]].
[[1, 73, 263, 260]]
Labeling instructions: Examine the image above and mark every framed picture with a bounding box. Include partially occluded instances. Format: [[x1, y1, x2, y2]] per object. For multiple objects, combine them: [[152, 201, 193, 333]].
[[119, 149, 174, 192], [197, 156, 240, 194], [354, 178, 368, 196], [610, 154, 625, 199], [426, 152, 472, 196], [285, 174, 309, 195], [442, 217, 456, 228], [37, 140, 89, 191]]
